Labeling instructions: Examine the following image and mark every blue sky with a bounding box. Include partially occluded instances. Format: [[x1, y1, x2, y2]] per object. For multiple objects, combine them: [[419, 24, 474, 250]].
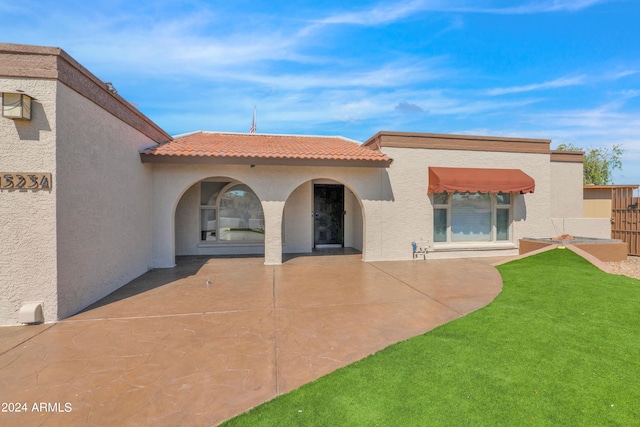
[[2, 0, 639, 183]]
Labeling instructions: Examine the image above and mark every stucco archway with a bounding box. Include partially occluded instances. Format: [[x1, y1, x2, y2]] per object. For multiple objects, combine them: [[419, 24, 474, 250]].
[[282, 178, 365, 257], [151, 165, 285, 268], [151, 163, 388, 267], [174, 177, 266, 258]]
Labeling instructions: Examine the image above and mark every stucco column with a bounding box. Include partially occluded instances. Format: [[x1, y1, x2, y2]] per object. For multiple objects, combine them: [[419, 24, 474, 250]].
[[152, 208, 176, 268], [262, 201, 285, 265], [361, 199, 381, 262], [152, 175, 177, 268]]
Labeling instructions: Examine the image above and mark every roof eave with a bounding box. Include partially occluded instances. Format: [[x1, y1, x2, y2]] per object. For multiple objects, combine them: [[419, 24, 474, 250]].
[[364, 130, 552, 154], [140, 154, 392, 168]]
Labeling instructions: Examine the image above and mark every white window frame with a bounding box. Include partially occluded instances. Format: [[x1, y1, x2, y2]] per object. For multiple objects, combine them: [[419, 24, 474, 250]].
[[200, 207, 218, 242], [198, 180, 265, 246], [495, 193, 511, 242], [432, 192, 513, 245]]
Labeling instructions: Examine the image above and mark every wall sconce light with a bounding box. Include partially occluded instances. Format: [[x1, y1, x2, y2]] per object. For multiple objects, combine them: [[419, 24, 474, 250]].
[[2, 92, 32, 120]]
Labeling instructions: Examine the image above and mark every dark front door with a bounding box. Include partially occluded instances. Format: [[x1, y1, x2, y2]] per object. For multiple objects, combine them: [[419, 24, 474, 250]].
[[314, 184, 344, 248]]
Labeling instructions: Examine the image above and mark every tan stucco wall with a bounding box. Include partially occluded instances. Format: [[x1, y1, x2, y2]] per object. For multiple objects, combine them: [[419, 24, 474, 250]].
[[54, 82, 155, 320], [584, 199, 612, 218], [550, 161, 583, 218], [0, 77, 58, 325], [284, 181, 313, 253], [175, 183, 200, 255], [549, 217, 612, 239], [548, 165, 611, 238], [378, 147, 553, 259], [583, 188, 613, 218], [1, 44, 169, 325], [346, 187, 363, 251]]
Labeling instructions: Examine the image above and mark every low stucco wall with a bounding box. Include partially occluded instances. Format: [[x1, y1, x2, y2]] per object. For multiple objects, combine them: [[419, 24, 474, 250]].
[[519, 239, 554, 255], [574, 243, 628, 262], [550, 217, 611, 239]]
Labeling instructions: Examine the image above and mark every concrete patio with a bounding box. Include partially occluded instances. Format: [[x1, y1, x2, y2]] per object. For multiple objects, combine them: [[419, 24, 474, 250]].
[[0, 254, 504, 426]]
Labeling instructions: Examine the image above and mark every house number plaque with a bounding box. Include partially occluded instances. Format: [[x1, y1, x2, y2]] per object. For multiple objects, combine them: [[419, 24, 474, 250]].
[[0, 173, 52, 190]]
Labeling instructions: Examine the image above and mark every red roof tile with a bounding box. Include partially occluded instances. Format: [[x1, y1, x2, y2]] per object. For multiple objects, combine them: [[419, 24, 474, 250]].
[[140, 132, 391, 166]]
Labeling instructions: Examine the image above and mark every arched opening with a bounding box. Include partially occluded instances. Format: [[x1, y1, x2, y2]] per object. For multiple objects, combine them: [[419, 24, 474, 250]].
[[175, 177, 265, 256], [282, 178, 364, 256]]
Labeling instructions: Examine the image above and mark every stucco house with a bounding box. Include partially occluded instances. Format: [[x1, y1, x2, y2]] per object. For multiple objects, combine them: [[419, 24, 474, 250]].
[[1, 43, 610, 326]]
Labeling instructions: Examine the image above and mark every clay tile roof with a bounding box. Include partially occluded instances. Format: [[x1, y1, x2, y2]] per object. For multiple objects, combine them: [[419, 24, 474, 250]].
[[140, 132, 392, 167]]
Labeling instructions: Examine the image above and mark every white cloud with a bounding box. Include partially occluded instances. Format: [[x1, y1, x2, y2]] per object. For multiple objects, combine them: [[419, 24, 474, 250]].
[[608, 70, 639, 80], [69, 26, 304, 74], [445, 0, 611, 14], [3, 2, 315, 75], [314, 0, 433, 25], [224, 59, 450, 91], [480, 0, 609, 14], [311, 0, 610, 29], [486, 75, 586, 95]]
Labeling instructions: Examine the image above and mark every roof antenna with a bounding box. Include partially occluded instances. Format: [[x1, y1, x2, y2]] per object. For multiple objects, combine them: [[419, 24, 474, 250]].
[[250, 105, 256, 134]]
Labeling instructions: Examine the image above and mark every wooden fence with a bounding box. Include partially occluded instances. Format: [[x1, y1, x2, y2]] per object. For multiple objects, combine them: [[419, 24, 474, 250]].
[[611, 187, 640, 256]]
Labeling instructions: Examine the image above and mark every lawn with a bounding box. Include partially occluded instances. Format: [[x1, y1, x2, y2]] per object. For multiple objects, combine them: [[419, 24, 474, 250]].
[[222, 249, 640, 426]]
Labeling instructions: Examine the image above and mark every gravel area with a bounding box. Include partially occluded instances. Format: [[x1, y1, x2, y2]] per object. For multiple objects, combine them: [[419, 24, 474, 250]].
[[606, 256, 640, 280]]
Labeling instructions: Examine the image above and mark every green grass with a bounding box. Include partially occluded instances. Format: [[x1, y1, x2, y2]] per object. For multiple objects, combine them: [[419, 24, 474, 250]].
[[222, 249, 640, 426]]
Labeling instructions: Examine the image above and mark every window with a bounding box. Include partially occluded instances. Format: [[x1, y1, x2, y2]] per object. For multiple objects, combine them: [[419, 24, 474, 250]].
[[201, 208, 217, 241], [219, 184, 264, 241], [432, 192, 512, 243], [200, 182, 225, 242], [433, 193, 449, 243], [495, 193, 511, 241], [200, 182, 264, 243], [451, 193, 491, 242], [433, 208, 448, 243]]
